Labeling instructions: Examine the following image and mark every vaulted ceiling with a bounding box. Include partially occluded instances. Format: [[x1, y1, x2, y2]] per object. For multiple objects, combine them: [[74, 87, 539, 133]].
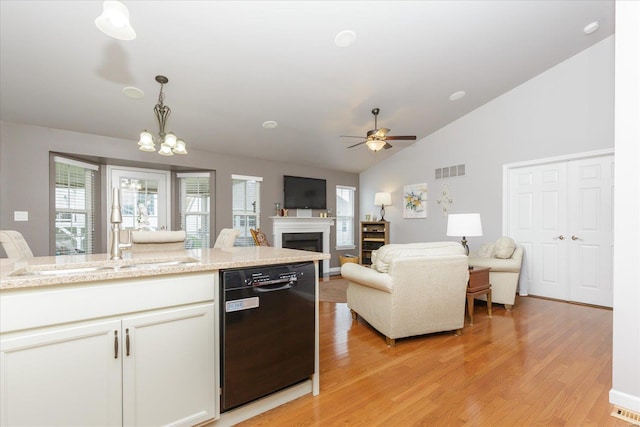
[[0, 1, 614, 173]]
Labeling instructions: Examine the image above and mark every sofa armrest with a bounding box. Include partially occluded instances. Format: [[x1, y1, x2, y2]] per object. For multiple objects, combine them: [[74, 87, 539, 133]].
[[341, 262, 393, 293]]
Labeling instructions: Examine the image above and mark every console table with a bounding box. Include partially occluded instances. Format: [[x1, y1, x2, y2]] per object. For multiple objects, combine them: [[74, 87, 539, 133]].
[[466, 267, 492, 325]]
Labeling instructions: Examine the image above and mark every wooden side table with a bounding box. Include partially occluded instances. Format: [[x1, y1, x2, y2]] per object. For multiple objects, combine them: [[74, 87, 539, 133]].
[[466, 267, 492, 325]]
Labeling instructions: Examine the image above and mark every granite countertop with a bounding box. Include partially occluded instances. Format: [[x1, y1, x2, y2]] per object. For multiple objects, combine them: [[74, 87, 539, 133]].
[[0, 247, 330, 290]]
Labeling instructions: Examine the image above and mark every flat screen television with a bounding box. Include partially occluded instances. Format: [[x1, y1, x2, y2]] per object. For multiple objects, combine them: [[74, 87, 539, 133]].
[[283, 175, 327, 209]]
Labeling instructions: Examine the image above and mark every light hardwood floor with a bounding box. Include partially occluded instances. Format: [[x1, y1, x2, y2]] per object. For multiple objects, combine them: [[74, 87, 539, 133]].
[[237, 293, 630, 426]]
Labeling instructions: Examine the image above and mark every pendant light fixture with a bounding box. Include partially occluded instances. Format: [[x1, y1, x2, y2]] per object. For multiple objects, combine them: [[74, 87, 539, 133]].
[[95, 1, 136, 41], [138, 75, 187, 156]]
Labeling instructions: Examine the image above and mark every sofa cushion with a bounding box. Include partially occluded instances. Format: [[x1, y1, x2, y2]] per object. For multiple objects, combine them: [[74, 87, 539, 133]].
[[477, 242, 495, 259], [372, 242, 464, 273], [494, 236, 516, 259]]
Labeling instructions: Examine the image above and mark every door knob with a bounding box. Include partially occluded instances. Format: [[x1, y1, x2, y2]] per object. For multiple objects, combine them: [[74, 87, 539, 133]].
[[556, 235, 565, 240], [571, 235, 579, 240]]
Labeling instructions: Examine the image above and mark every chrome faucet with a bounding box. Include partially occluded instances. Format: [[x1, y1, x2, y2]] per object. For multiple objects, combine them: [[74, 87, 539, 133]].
[[110, 187, 131, 260]]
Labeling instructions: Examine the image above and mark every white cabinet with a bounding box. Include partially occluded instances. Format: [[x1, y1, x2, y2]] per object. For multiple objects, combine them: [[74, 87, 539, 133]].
[[122, 304, 216, 426], [0, 272, 218, 427], [1, 319, 123, 426]]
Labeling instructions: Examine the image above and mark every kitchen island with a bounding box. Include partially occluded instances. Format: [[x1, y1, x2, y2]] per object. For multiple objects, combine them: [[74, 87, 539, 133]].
[[0, 247, 329, 427]]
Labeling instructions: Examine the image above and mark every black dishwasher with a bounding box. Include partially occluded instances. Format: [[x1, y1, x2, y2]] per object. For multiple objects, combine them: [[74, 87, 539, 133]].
[[219, 262, 315, 412]]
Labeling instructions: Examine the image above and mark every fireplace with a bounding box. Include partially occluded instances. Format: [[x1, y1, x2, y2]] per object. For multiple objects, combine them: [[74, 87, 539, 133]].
[[271, 216, 334, 278], [283, 232, 323, 276]]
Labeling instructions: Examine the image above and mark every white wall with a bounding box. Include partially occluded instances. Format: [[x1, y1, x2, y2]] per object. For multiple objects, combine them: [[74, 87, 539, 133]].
[[611, 0, 640, 413], [360, 36, 614, 249]]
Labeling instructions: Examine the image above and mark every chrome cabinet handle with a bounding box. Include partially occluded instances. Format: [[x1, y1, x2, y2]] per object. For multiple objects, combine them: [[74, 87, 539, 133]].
[[114, 330, 119, 359], [571, 235, 580, 240], [555, 235, 565, 240]]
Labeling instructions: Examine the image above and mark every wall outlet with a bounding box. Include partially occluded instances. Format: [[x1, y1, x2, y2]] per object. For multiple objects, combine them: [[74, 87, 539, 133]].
[[14, 211, 28, 221]]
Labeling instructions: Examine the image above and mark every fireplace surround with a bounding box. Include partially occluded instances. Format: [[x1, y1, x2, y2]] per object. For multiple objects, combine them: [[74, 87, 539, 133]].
[[271, 217, 334, 277]]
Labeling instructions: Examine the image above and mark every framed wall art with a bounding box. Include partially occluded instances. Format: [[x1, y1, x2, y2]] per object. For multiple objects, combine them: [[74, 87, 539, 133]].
[[403, 183, 427, 218]]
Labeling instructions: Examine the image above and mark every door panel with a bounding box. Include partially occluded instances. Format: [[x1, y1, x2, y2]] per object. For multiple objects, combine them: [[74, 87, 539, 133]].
[[568, 156, 614, 307], [510, 163, 567, 299], [507, 153, 613, 307]]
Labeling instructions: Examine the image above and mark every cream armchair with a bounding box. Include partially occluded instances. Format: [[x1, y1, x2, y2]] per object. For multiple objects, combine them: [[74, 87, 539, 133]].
[[468, 237, 523, 311], [341, 242, 469, 346]]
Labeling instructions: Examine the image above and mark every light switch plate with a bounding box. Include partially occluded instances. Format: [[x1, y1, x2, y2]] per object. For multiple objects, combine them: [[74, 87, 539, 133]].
[[14, 211, 28, 221]]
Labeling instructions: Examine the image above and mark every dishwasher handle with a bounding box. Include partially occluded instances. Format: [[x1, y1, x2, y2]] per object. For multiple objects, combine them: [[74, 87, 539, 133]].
[[250, 276, 297, 292]]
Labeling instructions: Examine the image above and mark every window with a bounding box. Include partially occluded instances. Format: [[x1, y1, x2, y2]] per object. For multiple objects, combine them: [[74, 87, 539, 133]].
[[232, 175, 262, 246], [336, 185, 356, 249], [54, 156, 98, 255], [178, 173, 211, 249]]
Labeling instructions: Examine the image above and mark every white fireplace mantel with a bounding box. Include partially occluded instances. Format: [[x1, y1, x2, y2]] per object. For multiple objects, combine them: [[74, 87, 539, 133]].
[[270, 216, 334, 277]]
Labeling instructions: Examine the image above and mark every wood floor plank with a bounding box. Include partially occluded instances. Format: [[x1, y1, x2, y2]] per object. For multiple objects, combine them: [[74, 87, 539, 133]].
[[236, 295, 630, 426]]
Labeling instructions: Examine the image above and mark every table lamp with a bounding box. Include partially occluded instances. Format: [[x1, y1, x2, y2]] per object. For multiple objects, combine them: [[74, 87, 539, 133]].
[[374, 192, 391, 221], [446, 213, 483, 255]]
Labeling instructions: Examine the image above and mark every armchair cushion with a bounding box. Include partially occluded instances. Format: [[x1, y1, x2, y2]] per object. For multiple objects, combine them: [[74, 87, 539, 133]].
[[494, 236, 516, 259], [477, 242, 495, 258], [371, 241, 463, 272]]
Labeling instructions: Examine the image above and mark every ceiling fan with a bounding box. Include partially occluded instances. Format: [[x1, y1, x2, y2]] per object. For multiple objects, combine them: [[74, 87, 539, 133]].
[[342, 108, 417, 152]]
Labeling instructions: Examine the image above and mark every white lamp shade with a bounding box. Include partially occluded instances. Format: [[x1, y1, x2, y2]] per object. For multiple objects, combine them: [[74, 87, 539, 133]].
[[164, 132, 177, 148], [366, 139, 386, 152], [158, 143, 174, 156], [138, 130, 153, 145], [173, 139, 188, 154], [374, 192, 392, 206], [447, 213, 483, 237], [95, 1, 136, 41]]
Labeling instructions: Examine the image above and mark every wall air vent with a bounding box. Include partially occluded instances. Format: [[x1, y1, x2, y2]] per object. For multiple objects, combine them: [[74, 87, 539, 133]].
[[436, 164, 465, 180]]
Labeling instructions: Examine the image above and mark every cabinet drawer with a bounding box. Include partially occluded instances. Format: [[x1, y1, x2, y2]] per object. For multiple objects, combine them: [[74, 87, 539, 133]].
[[468, 268, 490, 290], [1, 272, 216, 334]]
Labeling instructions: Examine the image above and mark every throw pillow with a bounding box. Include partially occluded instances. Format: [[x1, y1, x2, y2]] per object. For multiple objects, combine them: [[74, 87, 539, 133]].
[[477, 242, 495, 259], [494, 237, 516, 259]]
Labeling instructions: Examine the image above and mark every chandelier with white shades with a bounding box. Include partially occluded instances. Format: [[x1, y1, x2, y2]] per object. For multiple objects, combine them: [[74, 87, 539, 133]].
[[138, 75, 187, 156]]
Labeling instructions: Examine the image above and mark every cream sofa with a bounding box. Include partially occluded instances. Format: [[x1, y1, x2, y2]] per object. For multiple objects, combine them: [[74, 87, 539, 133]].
[[341, 242, 469, 346], [468, 237, 523, 311]]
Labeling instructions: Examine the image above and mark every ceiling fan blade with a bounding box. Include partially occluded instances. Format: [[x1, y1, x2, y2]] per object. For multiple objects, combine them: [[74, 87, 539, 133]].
[[383, 142, 393, 149], [347, 141, 367, 149], [340, 135, 366, 138], [385, 135, 417, 141]]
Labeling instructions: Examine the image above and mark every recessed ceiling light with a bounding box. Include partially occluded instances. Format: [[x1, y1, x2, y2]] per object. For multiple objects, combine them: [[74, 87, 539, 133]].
[[123, 86, 144, 99], [449, 91, 466, 101], [334, 30, 356, 48], [262, 120, 278, 129], [584, 21, 600, 35]]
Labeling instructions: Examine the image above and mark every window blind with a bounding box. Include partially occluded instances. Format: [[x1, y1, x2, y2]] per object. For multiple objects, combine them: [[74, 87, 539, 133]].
[[232, 175, 262, 247], [336, 185, 356, 248], [54, 157, 98, 255], [178, 173, 210, 249]]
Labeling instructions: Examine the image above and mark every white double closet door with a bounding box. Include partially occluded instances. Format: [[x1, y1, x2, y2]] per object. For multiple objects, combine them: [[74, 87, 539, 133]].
[[507, 151, 614, 307]]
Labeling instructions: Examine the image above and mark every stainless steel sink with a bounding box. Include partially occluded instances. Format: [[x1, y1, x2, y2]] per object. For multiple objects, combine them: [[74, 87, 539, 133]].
[[9, 257, 201, 277]]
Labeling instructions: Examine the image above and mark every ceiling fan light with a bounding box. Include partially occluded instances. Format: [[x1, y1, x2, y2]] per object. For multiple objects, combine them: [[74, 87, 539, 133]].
[[164, 132, 177, 148], [366, 139, 386, 152], [158, 143, 174, 156], [95, 1, 136, 41], [173, 139, 188, 154]]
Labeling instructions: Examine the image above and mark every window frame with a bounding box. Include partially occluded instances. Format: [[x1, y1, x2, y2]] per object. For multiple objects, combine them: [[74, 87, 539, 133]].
[[232, 174, 263, 247], [177, 172, 211, 249], [52, 156, 99, 256], [336, 185, 356, 250]]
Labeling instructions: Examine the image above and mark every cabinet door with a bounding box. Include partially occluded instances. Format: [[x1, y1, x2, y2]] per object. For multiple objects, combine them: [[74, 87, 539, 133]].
[[0, 320, 123, 427], [122, 303, 217, 427]]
